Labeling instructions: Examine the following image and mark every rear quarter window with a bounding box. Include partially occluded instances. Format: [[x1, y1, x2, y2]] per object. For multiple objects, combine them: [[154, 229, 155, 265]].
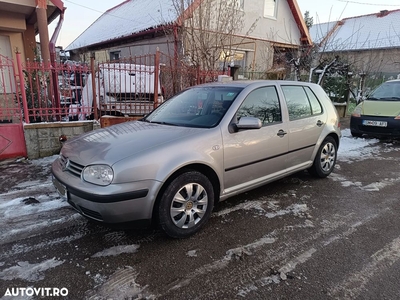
[[304, 87, 322, 115]]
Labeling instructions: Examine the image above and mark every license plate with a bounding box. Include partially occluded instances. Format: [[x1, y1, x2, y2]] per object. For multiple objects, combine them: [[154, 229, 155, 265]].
[[362, 120, 388, 127], [52, 176, 67, 199]]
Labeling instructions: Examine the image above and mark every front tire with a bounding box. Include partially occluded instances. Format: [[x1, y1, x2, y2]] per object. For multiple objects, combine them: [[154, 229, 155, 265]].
[[158, 170, 214, 238], [309, 136, 337, 178]]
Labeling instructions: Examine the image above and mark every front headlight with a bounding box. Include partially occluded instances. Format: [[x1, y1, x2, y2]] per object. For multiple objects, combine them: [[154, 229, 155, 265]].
[[83, 165, 114, 186], [351, 104, 363, 117]]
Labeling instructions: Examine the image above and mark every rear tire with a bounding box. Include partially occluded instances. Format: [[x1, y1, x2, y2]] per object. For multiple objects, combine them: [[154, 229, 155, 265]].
[[158, 170, 214, 238], [309, 136, 337, 178]]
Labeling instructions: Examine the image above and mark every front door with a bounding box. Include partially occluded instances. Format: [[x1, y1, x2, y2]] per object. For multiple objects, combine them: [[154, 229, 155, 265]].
[[223, 85, 288, 193]]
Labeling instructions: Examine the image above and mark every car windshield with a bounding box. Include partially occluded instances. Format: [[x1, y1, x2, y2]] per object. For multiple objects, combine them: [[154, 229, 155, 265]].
[[367, 81, 400, 101], [142, 86, 243, 128]]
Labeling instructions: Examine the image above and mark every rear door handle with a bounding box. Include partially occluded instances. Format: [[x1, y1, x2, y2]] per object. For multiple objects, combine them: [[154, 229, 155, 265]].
[[277, 129, 287, 137], [316, 120, 324, 127]]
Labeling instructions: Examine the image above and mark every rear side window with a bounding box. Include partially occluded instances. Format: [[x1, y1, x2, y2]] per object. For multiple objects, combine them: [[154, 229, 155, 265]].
[[281, 86, 322, 120], [237, 86, 282, 126]]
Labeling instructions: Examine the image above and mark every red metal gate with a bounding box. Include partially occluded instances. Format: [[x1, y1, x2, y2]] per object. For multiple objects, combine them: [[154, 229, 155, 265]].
[[0, 54, 27, 160], [0, 123, 27, 159]]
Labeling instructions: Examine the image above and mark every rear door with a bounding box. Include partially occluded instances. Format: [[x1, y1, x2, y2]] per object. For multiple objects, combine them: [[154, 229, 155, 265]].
[[280, 85, 326, 170], [223, 85, 289, 192]]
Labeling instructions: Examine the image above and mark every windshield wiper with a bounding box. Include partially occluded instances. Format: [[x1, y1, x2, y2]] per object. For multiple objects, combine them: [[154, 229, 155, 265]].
[[148, 121, 179, 126]]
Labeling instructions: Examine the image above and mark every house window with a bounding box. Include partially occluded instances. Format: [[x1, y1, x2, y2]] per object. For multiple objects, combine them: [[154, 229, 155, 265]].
[[110, 51, 121, 61], [264, 0, 277, 18], [219, 50, 246, 69]]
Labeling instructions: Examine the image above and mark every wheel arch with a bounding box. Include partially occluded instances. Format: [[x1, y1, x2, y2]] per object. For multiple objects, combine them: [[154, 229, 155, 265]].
[[151, 163, 221, 224], [327, 132, 340, 149]]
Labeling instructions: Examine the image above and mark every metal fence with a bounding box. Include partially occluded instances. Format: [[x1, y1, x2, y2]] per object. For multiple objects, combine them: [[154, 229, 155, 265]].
[[0, 51, 230, 124], [0, 54, 22, 124]]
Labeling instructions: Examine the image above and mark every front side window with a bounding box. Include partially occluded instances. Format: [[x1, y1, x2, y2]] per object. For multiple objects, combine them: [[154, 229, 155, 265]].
[[237, 86, 282, 126], [264, 0, 277, 18], [281, 85, 322, 121]]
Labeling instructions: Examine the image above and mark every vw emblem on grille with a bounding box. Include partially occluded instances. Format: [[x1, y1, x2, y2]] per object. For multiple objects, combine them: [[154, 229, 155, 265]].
[[62, 158, 70, 172]]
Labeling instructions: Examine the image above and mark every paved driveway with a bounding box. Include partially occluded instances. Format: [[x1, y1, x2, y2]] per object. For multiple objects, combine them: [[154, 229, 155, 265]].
[[1, 118, 400, 299]]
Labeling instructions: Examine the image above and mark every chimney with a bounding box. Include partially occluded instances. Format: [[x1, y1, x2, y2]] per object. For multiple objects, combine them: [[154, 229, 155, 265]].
[[378, 10, 389, 17]]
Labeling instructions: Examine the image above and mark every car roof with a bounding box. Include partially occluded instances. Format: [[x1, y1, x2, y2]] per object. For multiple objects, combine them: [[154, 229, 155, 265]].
[[194, 80, 318, 89]]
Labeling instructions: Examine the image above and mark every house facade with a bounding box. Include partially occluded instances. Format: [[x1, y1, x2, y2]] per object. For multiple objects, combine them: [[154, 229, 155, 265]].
[[309, 9, 400, 79], [66, 0, 311, 77], [0, 0, 65, 97], [0, 0, 64, 62]]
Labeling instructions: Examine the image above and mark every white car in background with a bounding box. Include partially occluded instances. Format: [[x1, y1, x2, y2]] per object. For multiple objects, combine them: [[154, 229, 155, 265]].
[[81, 63, 163, 117]]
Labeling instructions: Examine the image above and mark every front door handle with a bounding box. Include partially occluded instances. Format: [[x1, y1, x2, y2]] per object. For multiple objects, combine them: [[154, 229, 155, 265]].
[[316, 120, 324, 127], [277, 129, 287, 137]]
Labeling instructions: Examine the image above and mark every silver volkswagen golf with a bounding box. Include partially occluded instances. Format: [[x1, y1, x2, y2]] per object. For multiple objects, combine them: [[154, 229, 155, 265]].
[[52, 80, 341, 238]]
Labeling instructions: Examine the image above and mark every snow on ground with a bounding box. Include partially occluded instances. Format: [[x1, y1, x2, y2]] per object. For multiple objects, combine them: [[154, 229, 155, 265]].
[[91, 245, 140, 258], [0, 258, 64, 282], [0, 155, 79, 245], [85, 266, 156, 300], [334, 129, 400, 191], [338, 129, 381, 163]]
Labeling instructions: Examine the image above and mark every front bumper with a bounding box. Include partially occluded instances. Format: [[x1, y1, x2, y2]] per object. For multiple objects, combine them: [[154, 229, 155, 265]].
[[52, 159, 163, 224], [350, 115, 400, 138]]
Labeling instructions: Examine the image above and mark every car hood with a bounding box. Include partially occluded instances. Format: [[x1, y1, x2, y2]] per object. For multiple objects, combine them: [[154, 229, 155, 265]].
[[62, 121, 201, 164], [362, 100, 400, 117]]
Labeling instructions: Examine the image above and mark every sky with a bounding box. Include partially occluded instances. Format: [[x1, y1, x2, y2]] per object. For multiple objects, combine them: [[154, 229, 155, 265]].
[[49, 0, 400, 49]]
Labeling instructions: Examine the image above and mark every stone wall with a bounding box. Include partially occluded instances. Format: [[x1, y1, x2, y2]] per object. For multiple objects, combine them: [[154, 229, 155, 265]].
[[23, 121, 100, 159]]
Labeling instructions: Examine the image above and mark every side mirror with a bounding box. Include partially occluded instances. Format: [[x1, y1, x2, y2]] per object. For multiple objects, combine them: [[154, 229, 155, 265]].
[[236, 116, 262, 130]]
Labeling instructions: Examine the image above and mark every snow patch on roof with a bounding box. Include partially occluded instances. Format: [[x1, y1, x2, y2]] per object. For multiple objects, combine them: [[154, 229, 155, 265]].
[[309, 21, 337, 45], [66, 0, 179, 51], [310, 10, 400, 51]]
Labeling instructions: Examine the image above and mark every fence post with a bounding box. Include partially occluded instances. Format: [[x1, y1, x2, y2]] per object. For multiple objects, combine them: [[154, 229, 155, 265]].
[[90, 56, 98, 120], [52, 62, 61, 121], [197, 66, 201, 85], [16, 52, 29, 124], [154, 49, 160, 109]]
